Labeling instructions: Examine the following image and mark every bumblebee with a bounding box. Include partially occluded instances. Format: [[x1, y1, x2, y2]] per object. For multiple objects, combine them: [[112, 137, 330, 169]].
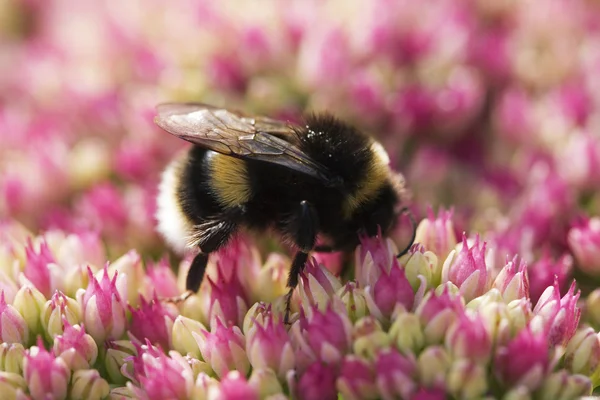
[[154, 103, 415, 322]]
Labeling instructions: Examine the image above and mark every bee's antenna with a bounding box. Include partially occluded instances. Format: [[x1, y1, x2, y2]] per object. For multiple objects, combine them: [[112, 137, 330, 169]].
[[396, 207, 416, 258]]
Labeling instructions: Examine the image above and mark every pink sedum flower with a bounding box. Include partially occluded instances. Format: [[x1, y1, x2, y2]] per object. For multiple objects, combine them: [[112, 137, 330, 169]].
[[143, 258, 180, 299], [41, 291, 81, 341], [356, 235, 398, 287], [495, 327, 550, 391], [23, 338, 70, 400], [53, 322, 98, 370], [128, 344, 194, 400], [415, 287, 464, 344], [445, 311, 492, 363], [0, 291, 29, 345], [528, 252, 572, 304], [493, 256, 530, 302], [442, 235, 489, 302], [298, 258, 342, 313], [533, 279, 581, 347], [129, 294, 177, 351], [292, 305, 352, 369], [414, 207, 457, 268], [569, 216, 600, 276], [205, 258, 250, 329], [23, 239, 55, 298], [209, 370, 259, 400], [77, 266, 127, 343], [246, 316, 294, 379], [296, 362, 338, 400], [194, 319, 249, 378], [336, 355, 377, 400], [367, 263, 415, 321], [375, 348, 418, 400]]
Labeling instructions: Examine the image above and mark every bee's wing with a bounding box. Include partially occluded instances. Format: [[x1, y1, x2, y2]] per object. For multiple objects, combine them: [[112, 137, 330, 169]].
[[155, 103, 342, 186]]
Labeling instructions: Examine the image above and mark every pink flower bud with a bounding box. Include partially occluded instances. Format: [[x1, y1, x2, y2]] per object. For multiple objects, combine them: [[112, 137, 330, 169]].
[[143, 257, 180, 299], [415, 288, 463, 344], [246, 316, 294, 379], [569, 217, 600, 276], [441, 235, 489, 301], [375, 348, 417, 400], [53, 322, 98, 370], [207, 236, 260, 300], [0, 291, 29, 345], [41, 291, 81, 341], [299, 258, 342, 313], [24, 239, 55, 298], [296, 362, 337, 400], [109, 250, 145, 307], [356, 235, 398, 287], [77, 266, 127, 343], [292, 306, 352, 369], [129, 294, 177, 350], [47, 230, 105, 272], [336, 355, 377, 400], [208, 370, 259, 400], [129, 345, 195, 400], [194, 319, 249, 378], [533, 279, 580, 347], [445, 311, 492, 363], [495, 327, 550, 390], [493, 256, 530, 302], [367, 263, 414, 321], [24, 338, 70, 400], [414, 207, 457, 270], [206, 260, 250, 329], [70, 369, 110, 400], [529, 252, 572, 304]]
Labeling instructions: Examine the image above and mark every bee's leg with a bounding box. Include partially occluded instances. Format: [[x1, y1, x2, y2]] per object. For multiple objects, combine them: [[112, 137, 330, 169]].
[[284, 200, 318, 324], [185, 210, 242, 294]]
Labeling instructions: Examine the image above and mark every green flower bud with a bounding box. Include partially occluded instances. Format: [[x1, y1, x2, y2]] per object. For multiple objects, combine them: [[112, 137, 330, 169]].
[[12, 285, 46, 337], [446, 360, 487, 400], [0, 343, 25, 374], [418, 346, 451, 387], [172, 315, 207, 359], [69, 369, 110, 400], [389, 311, 424, 354]]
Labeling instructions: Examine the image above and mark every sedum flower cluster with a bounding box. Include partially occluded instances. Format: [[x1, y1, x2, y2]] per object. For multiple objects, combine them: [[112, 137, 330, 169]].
[[0, 211, 599, 399], [3, 0, 600, 398]]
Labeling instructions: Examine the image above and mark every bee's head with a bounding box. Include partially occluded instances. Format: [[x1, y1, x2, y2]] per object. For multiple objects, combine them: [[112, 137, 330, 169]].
[[358, 181, 402, 237]]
